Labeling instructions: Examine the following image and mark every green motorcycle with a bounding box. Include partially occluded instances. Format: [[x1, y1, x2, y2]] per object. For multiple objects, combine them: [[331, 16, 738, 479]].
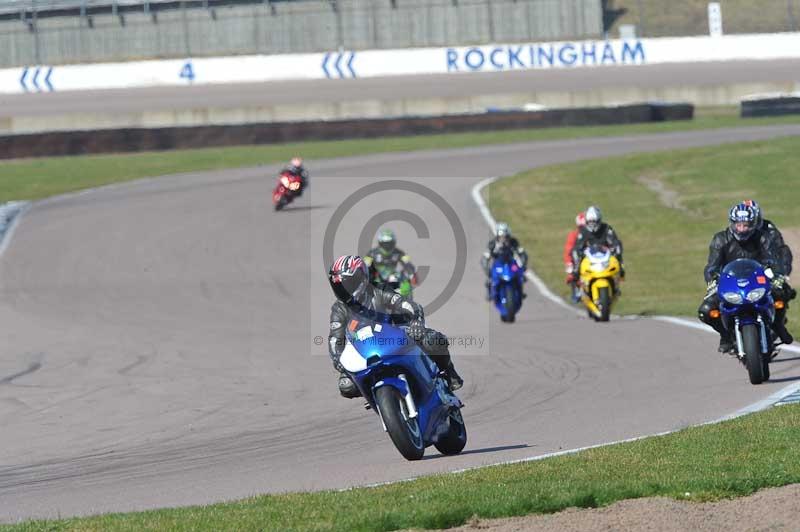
[[373, 263, 414, 299]]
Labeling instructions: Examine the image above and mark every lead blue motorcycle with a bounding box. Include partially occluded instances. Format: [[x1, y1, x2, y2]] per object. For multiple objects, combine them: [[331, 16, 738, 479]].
[[490, 251, 525, 323], [718, 258, 777, 384], [338, 319, 467, 460]]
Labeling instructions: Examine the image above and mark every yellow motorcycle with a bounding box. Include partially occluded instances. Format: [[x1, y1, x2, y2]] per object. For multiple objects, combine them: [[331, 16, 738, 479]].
[[578, 245, 622, 322]]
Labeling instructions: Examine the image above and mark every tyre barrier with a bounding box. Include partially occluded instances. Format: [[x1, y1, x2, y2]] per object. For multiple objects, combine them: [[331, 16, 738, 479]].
[[0, 103, 693, 159], [741, 95, 800, 118]]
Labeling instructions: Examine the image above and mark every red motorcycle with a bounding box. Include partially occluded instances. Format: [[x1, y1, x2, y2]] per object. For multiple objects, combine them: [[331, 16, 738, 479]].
[[272, 171, 303, 211]]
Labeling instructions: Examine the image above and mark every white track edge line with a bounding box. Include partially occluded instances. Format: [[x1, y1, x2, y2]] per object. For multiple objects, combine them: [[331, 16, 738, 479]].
[[470, 176, 800, 415], [0, 202, 31, 258], [340, 175, 800, 493]]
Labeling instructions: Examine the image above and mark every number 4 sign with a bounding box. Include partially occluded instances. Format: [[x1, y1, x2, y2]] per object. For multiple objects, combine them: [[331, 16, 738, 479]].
[[179, 61, 196, 82]]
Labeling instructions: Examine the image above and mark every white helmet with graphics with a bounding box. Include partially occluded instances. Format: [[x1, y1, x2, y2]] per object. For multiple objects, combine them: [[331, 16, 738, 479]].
[[495, 222, 511, 240], [585, 206, 602, 233]]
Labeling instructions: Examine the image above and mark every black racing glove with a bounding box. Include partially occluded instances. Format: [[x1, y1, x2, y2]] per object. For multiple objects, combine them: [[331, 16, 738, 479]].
[[406, 320, 426, 342], [705, 276, 719, 297]]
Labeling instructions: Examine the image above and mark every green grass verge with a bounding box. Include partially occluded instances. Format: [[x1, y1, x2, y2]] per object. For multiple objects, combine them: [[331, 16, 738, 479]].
[[5, 404, 800, 531], [608, 0, 795, 37], [486, 134, 800, 335], [3, 113, 800, 203]]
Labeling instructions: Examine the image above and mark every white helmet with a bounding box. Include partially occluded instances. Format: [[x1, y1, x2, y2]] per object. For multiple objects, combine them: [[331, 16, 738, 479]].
[[495, 222, 510, 239], [585, 206, 602, 233]]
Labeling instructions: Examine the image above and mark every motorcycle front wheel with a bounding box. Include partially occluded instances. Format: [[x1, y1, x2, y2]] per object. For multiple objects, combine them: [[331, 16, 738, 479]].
[[375, 386, 425, 460], [598, 286, 611, 322], [503, 284, 516, 323], [742, 323, 767, 385]]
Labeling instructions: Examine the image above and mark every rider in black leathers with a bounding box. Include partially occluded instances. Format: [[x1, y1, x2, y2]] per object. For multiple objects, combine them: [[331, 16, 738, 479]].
[[698, 202, 795, 353], [327, 255, 463, 398], [481, 222, 528, 300], [570, 205, 625, 280], [745, 199, 793, 277]]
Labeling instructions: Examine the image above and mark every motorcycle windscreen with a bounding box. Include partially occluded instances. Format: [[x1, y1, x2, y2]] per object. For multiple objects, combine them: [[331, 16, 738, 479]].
[[722, 258, 763, 279], [344, 323, 416, 368]]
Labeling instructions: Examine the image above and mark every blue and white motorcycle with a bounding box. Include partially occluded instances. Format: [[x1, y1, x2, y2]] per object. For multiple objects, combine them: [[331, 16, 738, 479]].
[[718, 258, 777, 385], [338, 319, 467, 460], [490, 251, 525, 323]]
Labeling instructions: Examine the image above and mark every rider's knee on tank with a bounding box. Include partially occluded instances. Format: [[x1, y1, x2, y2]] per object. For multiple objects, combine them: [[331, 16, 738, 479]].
[[697, 299, 718, 324], [420, 329, 450, 356], [772, 283, 797, 302], [338, 372, 361, 398]]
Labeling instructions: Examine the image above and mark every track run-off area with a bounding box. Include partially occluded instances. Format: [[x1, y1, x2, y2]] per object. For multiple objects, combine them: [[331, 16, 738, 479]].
[[2, 125, 800, 522]]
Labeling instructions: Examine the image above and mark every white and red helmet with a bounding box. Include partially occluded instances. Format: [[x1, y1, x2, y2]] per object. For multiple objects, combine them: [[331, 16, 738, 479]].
[[575, 212, 586, 227], [329, 255, 369, 304]]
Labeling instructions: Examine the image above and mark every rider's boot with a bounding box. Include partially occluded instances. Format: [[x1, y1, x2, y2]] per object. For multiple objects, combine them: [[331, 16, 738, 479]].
[[773, 315, 794, 345], [443, 362, 464, 391], [718, 332, 735, 354], [571, 282, 581, 303], [484, 280, 492, 301], [338, 372, 361, 398]]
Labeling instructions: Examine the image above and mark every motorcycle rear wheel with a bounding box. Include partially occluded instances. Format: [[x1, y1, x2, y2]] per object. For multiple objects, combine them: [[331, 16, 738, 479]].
[[375, 386, 425, 460], [434, 408, 467, 455]]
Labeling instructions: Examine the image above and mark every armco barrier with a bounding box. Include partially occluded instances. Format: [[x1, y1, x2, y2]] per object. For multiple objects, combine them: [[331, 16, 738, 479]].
[[741, 96, 800, 118], [0, 103, 693, 159]]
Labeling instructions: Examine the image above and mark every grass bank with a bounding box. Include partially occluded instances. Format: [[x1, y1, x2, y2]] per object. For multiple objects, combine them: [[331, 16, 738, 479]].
[[3, 113, 800, 202], [607, 0, 795, 38], [486, 135, 800, 334], [5, 404, 800, 531]]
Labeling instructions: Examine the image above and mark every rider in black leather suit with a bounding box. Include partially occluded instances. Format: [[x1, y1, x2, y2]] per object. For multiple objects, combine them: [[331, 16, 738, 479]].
[[570, 205, 625, 279], [698, 202, 794, 353], [327, 255, 463, 398]]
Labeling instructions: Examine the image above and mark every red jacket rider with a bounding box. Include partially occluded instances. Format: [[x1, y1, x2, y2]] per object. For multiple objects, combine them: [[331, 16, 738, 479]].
[[564, 212, 586, 284]]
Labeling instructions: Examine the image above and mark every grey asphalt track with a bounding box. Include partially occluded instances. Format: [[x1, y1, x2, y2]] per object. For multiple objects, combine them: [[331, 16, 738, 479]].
[[2, 125, 800, 522], [2, 59, 800, 118]]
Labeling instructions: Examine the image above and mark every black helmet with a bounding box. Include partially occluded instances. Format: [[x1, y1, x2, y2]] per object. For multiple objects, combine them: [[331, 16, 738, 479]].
[[728, 202, 758, 241], [329, 255, 369, 305], [743, 199, 763, 230]]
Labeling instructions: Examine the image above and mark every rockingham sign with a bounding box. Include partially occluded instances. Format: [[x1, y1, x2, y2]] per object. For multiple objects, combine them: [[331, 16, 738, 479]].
[[445, 41, 646, 71], [0, 33, 799, 94]]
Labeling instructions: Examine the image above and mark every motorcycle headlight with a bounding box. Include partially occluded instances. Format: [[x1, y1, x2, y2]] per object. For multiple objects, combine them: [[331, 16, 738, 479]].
[[722, 292, 743, 304], [746, 288, 766, 302]]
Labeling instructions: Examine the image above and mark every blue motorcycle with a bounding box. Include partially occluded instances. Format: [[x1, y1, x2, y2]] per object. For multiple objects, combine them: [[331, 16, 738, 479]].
[[490, 251, 524, 323], [718, 259, 777, 384], [338, 319, 467, 460]]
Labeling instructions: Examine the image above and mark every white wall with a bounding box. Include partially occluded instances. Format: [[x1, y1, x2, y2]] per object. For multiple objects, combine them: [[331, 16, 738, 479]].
[[2, 33, 800, 95]]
